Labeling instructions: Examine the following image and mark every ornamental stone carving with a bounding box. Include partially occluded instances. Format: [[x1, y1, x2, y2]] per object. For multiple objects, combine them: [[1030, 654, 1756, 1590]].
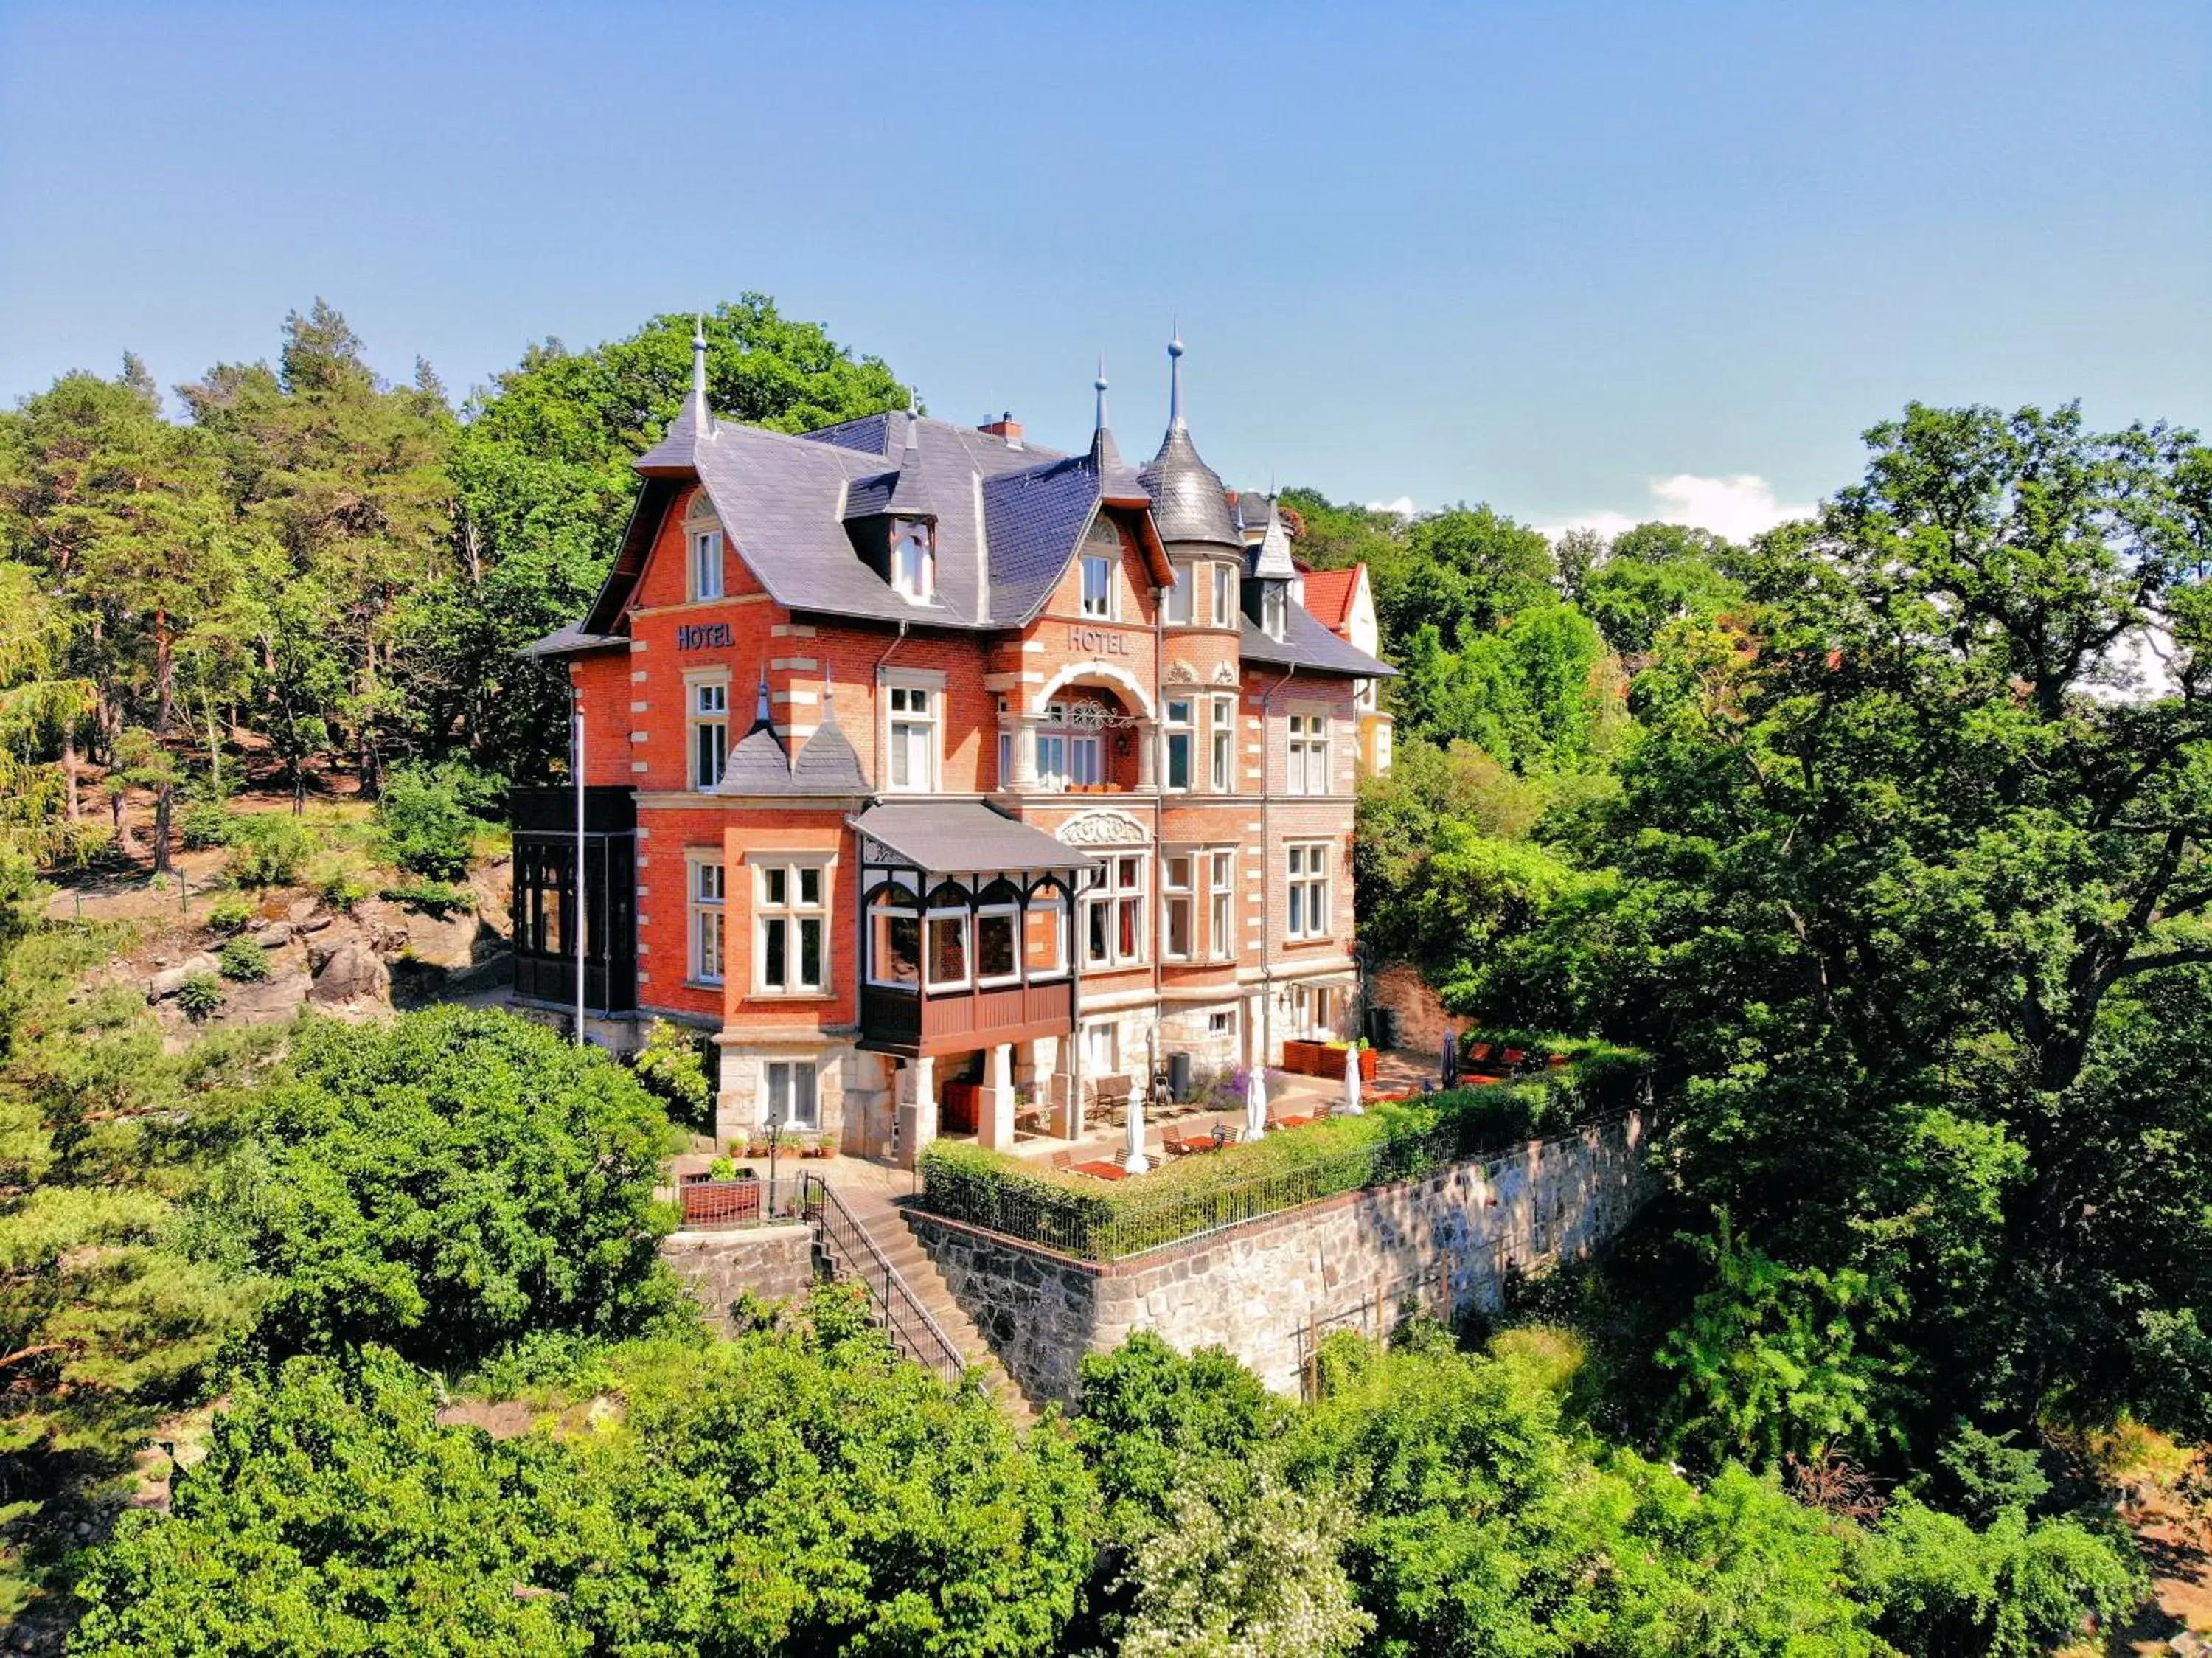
[[1166, 658, 1200, 684], [1054, 810, 1150, 848]]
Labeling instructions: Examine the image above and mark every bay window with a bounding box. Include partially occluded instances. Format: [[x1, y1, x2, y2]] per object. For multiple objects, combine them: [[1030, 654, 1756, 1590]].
[[867, 890, 920, 988], [926, 908, 970, 990]]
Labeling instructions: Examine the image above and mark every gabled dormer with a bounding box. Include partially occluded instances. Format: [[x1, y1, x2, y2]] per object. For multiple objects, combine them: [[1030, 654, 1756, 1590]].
[[843, 407, 939, 606], [1241, 493, 1297, 641]]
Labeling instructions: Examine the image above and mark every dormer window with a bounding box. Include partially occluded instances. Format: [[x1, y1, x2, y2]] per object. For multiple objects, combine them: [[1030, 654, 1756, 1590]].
[[689, 529, 724, 601], [894, 519, 933, 602], [1262, 583, 1288, 640]]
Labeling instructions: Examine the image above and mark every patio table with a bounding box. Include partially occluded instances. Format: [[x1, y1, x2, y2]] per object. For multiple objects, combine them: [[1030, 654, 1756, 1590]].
[[1072, 1159, 1129, 1181]]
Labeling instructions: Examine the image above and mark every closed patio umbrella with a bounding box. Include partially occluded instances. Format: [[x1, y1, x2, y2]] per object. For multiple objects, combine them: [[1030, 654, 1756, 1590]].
[[1441, 1029, 1458, 1087], [1242, 1065, 1268, 1142], [1342, 1051, 1365, 1116]]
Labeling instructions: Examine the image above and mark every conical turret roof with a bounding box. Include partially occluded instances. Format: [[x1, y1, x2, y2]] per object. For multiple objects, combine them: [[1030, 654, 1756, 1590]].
[[1137, 336, 1239, 548]]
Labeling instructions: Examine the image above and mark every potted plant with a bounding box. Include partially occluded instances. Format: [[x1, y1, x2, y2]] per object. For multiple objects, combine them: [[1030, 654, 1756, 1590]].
[[745, 1134, 770, 1159], [817, 1131, 839, 1160]]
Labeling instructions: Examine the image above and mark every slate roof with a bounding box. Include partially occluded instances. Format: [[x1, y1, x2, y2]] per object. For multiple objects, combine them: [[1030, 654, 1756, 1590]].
[[560, 382, 1385, 681], [849, 801, 1099, 877], [521, 624, 628, 658], [1240, 604, 1397, 678], [1140, 422, 1241, 547], [714, 689, 874, 798]]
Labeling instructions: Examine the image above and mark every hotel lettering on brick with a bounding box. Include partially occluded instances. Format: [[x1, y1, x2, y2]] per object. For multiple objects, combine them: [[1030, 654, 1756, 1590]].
[[515, 333, 1394, 1166]]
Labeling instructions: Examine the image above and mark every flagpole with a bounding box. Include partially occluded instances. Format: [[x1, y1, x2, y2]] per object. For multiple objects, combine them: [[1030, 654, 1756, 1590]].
[[574, 690, 587, 1047]]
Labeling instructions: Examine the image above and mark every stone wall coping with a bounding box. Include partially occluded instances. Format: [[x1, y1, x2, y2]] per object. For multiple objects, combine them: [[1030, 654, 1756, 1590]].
[[662, 1221, 813, 1250], [908, 1111, 1640, 1278]]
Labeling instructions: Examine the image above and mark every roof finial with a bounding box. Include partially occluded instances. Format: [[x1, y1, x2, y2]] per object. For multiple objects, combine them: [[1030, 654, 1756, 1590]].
[[1166, 325, 1186, 431], [1094, 353, 1110, 433], [754, 666, 771, 726], [691, 313, 714, 439], [904, 387, 919, 451]]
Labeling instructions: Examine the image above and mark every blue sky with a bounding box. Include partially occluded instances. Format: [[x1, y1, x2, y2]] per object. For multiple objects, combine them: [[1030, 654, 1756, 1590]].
[[3, 2, 2206, 536]]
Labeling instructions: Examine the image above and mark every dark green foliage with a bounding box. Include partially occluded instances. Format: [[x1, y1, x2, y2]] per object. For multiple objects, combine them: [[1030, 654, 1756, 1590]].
[[75, 1291, 1095, 1658], [202, 890, 254, 934], [174, 970, 223, 1019], [178, 802, 243, 850], [214, 935, 269, 982], [373, 762, 479, 879], [203, 1006, 686, 1368], [1577, 521, 1745, 654], [224, 813, 314, 887]]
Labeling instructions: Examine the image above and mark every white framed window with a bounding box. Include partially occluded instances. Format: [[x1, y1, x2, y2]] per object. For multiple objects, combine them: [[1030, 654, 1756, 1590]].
[[868, 890, 920, 988], [1211, 563, 1237, 628], [1082, 1020, 1119, 1076], [975, 903, 1021, 987], [1288, 714, 1329, 795], [689, 676, 728, 790], [1082, 553, 1116, 620], [1035, 701, 1103, 792], [925, 906, 970, 990], [1164, 698, 1193, 792], [1163, 571, 1192, 625], [1261, 583, 1287, 639], [1286, 842, 1331, 940], [1209, 696, 1234, 792], [885, 682, 938, 793], [1084, 854, 1146, 968], [1208, 850, 1234, 960], [754, 860, 827, 995], [765, 1059, 818, 1131], [893, 520, 932, 601], [689, 856, 726, 985], [1208, 1008, 1237, 1037], [690, 529, 725, 601], [1162, 853, 1194, 960]]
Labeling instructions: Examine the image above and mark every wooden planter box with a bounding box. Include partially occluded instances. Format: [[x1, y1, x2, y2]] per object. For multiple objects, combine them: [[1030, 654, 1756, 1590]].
[[1281, 1040, 1325, 1076], [678, 1175, 762, 1229], [1313, 1045, 1379, 1083]]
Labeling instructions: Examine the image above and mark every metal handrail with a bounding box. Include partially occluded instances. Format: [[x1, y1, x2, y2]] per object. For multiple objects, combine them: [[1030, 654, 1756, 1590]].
[[799, 1173, 967, 1381]]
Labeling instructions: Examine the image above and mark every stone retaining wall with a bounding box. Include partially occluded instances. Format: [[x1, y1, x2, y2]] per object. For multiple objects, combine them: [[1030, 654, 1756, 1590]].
[[909, 1113, 1649, 1407], [658, 1224, 815, 1330]]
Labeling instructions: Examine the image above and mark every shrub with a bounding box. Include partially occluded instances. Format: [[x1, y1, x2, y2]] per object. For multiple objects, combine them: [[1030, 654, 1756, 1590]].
[[203, 1005, 687, 1368], [632, 1018, 713, 1123], [216, 935, 271, 982], [319, 870, 369, 912], [175, 971, 225, 1019], [179, 802, 243, 850], [375, 765, 479, 881], [918, 1080, 1579, 1260], [378, 878, 474, 916], [706, 1154, 737, 1181], [227, 814, 316, 888], [205, 892, 256, 934]]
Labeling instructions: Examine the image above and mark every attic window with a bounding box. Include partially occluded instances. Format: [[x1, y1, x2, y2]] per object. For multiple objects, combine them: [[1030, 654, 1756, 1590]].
[[894, 520, 933, 602], [1262, 583, 1288, 640]]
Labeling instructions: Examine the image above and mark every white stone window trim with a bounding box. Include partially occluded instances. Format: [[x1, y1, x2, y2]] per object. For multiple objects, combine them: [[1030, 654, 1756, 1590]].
[[1079, 552, 1116, 620], [763, 1058, 820, 1131], [688, 523, 726, 603], [1083, 853, 1147, 969], [1287, 712, 1330, 797], [686, 850, 726, 987], [880, 667, 946, 794], [1207, 847, 1236, 960], [1163, 697, 1194, 794], [684, 667, 731, 792], [745, 851, 834, 997], [1208, 694, 1234, 792], [1209, 561, 1237, 629], [1285, 841, 1332, 940]]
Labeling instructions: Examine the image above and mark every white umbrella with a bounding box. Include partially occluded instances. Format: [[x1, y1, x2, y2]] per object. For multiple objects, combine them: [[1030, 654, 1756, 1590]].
[[1242, 1064, 1269, 1142], [1341, 1051, 1365, 1116], [1122, 1070, 1151, 1175]]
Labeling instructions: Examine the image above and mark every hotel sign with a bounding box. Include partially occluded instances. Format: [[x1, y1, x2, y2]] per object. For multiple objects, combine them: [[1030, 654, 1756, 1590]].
[[677, 622, 733, 651], [1067, 626, 1131, 656]]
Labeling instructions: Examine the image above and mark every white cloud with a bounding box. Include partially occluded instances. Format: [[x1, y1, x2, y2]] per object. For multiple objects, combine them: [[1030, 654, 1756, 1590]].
[[1543, 474, 1815, 544], [1365, 495, 1419, 518]]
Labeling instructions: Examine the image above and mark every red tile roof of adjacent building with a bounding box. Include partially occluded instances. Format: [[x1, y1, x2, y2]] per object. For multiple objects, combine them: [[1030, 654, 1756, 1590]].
[[1301, 566, 1362, 636]]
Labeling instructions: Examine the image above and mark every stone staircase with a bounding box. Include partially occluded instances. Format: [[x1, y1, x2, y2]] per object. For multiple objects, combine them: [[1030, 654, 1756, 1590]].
[[824, 1185, 1034, 1425]]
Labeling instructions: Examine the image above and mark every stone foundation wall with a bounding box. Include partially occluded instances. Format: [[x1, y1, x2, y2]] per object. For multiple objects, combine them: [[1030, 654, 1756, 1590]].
[[910, 1113, 1649, 1408], [658, 1223, 815, 1330]]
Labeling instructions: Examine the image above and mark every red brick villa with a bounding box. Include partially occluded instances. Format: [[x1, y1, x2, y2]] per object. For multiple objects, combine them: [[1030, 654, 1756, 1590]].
[[515, 330, 1394, 1165]]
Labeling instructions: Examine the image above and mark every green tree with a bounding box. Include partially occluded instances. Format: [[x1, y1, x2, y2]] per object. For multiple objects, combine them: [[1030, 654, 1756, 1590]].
[[1579, 521, 1745, 655], [203, 1006, 685, 1368]]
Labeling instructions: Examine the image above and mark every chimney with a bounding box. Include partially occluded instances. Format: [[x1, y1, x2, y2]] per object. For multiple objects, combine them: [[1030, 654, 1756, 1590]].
[[978, 410, 1023, 448]]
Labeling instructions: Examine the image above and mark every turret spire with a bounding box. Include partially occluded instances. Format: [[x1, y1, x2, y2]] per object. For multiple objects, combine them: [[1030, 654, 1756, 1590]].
[[752, 666, 771, 730], [691, 314, 714, 440], [1094, 353, 1111, 432], [1166, 326, 1185, 430]]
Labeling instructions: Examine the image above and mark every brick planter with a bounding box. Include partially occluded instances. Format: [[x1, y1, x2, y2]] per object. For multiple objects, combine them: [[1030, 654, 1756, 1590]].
[[678, 1175, 763, 1229], [1315, 1046, 1379, 1083]]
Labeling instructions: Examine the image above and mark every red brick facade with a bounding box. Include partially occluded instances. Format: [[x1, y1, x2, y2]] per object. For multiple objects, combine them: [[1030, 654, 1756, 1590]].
[[546, 425, 1380, 1166]]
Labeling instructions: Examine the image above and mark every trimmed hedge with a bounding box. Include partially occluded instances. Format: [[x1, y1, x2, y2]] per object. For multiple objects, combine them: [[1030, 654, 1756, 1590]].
[[917, 1068, 1633, 1261]]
